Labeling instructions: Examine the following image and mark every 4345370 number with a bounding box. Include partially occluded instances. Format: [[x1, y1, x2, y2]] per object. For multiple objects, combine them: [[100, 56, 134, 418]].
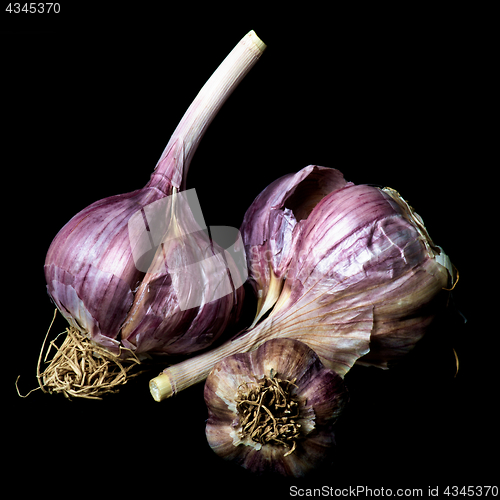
[[5, 3, 60, 13], [444, 486, 498, 497]]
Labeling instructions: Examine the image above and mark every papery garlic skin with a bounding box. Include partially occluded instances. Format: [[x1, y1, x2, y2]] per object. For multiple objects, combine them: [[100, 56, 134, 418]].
[[44, 31, 265, 356], [240, 165, 351, 326], [265, 180, 454, 368], [45, 188, 163, 353], [204, 338, 348, 477], [120, 189, 244, 355]]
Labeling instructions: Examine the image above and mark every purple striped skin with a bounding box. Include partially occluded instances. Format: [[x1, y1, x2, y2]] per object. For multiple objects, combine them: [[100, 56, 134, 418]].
[[240, 166, 350, 283], [45, 188, 164, 353], [239, 167, 453, 371], [204, 338, 348, 477], [44, 142, 243, 356], [119, 211, 244, 356], [283, 183, 450, 367], [240, 165, 351, 324], [44, 138, 183, 354]]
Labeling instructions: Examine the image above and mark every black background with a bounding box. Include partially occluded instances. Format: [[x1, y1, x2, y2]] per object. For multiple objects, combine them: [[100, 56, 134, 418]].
[[3, 6, 495, 498]]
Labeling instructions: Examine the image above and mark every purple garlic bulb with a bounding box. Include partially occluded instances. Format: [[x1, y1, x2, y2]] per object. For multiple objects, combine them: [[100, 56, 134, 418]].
[[204, 338, 349, 477], [44, 31, 266, 357]]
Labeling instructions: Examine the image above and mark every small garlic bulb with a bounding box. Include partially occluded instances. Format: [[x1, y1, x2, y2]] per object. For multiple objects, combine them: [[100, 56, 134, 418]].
[[204, 338, 348, 477]]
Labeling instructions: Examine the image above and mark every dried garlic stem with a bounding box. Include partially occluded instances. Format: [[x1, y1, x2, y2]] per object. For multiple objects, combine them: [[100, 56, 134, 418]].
[[150, 324, 271, 401], [150, 30, 266, 191]]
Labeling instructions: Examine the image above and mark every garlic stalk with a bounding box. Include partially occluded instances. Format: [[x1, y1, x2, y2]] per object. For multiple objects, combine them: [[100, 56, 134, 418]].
[[42, 31, 266, 397], [204, 338, 348, 477], [149, 30, 267, 193], [150, 166, 455, 401]]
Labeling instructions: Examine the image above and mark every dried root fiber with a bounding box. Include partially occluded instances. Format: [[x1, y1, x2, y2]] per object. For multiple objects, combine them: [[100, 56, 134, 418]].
[[19, 311, 144, 400]]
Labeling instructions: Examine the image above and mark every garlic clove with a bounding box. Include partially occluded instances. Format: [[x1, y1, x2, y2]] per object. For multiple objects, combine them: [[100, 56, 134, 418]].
[[204, 338, 349, 477], [240, 165, 350, 326], [249, 264, 283, 328], [120, 189, 244, 355]]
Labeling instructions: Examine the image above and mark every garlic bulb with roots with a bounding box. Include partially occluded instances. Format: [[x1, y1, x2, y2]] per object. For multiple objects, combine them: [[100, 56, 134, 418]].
[[204, 338, 348, 477], [40, 31, 266, 398], [150, 165, 455, 401]]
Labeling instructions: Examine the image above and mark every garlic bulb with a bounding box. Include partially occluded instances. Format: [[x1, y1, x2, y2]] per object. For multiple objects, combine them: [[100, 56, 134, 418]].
[[228, 164, 455, 368], [45, 31, 264, 353], [204, 338, 348, 477], [41, 31, 265, 397], [262, 176, 455, 369], [150, 165, 455, 401]]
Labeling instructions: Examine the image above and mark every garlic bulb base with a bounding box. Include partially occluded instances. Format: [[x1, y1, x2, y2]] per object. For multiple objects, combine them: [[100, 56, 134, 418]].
[[204, 339, 349, 477], [149, 373, 174, 402], [233, 374, 303, 457]]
